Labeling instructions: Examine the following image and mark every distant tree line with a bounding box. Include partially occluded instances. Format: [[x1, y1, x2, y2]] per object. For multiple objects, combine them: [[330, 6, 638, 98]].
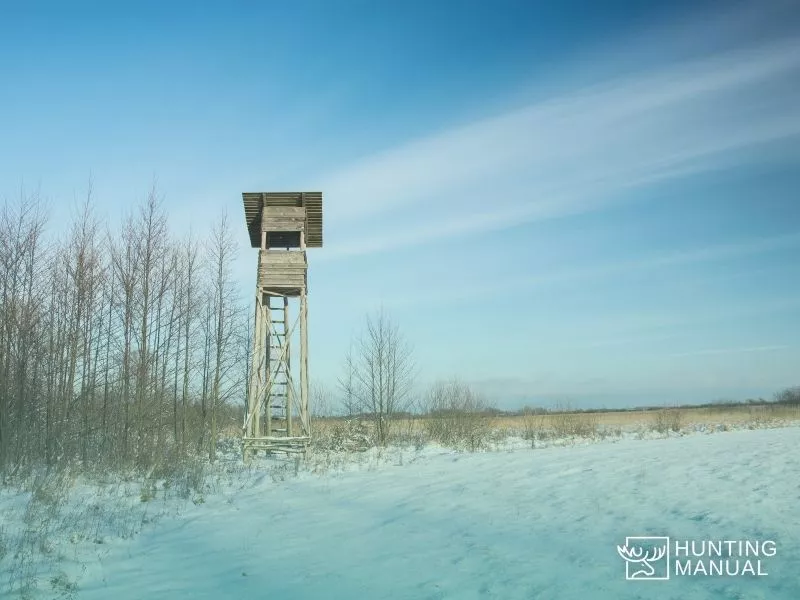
[[0, 187, 246, 474]]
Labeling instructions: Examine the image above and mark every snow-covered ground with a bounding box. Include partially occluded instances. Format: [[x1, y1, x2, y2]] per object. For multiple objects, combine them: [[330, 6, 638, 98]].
[[2, 426, 799, 599]]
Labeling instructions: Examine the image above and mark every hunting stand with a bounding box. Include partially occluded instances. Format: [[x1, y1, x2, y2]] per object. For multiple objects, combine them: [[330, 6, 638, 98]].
[[241, 192, 322, 458]]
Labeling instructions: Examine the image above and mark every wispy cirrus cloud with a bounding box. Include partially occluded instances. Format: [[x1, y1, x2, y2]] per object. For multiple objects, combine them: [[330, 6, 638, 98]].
[[568, 294, 800, 352], [367, 230, 800, 308], [668, 345, 790, 358], [316, 16, 800, 261]]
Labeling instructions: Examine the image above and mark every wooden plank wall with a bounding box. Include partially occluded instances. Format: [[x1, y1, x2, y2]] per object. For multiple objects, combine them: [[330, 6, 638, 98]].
[[262, 207, 306, 232], [258, 250, 307, 289]]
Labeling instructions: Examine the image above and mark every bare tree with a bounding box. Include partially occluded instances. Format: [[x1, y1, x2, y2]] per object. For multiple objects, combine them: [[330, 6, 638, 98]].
[[346, 308, 414, 445], [337, 342, 361, 419], [0, 191, 47, 469], [178, 232, 200, 453], [206, 212, 240, 462], [63, 193, 103, 462], [109, 212, 140, 460], [310, 380, 334, 418], [133, 186, 168, 461]]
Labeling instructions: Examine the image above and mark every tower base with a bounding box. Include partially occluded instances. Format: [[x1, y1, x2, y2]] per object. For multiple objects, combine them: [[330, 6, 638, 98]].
[[243, 435, 310, 458]]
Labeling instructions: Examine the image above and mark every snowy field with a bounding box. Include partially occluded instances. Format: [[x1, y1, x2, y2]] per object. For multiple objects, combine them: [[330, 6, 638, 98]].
[[2, 426, 799, 599]]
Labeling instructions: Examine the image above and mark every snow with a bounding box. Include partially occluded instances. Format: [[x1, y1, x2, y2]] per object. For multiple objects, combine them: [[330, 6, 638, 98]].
[[3, 426, 800, 599]]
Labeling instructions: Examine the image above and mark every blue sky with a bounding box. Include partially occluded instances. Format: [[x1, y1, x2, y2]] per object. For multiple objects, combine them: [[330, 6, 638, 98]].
[[1, 0, 799, 409]]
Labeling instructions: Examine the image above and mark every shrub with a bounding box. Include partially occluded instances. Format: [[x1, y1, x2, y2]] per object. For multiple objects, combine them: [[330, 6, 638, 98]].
[[50, 571, 79, 598], [652, 409, 684, 433], [139, 482, 157, 503], [313, 420, 373, 452], [774, 386, 800, 405], [423, 379, 491, 451], [549, 409, 599, 438], [521, 411, 548, 443]]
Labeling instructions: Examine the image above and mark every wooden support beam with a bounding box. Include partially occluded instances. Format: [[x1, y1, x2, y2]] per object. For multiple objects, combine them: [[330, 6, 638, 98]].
[[285, 295, 292, 438], [300, 228, 310, 436], [301, 289, 309, 436], [243, 305, 301, 434], [265, 295, 274, 438]]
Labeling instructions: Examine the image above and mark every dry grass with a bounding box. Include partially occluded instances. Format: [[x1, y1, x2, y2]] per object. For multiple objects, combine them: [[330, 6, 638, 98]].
[[308, 403, 800, 441], [225, 402, 800, 456], [496, 403, 799, 430], [149, 401, 800, 441]]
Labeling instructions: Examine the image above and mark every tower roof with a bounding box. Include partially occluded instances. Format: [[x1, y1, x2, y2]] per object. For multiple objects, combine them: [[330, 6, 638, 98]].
[[242, 192, 323, 248]]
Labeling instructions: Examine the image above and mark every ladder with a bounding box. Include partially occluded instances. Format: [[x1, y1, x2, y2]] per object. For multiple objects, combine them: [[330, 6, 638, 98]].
[[266, 295, 291, 437]]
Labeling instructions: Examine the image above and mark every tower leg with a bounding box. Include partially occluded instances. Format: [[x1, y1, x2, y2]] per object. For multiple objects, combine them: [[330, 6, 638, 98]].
[[245, 290, 265, 460], [265, 295, 273, 440], [285, 295, 292, 438], [300, 289, 309, 439], [255, 294, 266, 440]]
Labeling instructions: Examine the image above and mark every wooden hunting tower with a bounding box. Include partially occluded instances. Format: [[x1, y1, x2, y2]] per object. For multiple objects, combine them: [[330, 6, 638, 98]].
[[242, 192, 322, 457]]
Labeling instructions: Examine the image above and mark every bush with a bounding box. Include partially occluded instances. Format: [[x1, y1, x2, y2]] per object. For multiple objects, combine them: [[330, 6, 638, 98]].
[[313, 420, 373, 452], [652, 409, 684, 433], [50, 570, 79, 598], [774, 386, 800, 405], [549, 409, 599, 439], [521, 411, 548, 442], [139, 482, 157, 503], [423, 380, 491, 451]]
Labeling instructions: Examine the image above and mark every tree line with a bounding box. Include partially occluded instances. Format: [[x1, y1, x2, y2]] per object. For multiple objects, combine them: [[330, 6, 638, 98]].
[[0, 188, 246, 474]]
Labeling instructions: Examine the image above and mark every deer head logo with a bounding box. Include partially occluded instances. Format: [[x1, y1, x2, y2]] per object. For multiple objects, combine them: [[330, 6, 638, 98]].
[[617, 537, 670, 580]]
